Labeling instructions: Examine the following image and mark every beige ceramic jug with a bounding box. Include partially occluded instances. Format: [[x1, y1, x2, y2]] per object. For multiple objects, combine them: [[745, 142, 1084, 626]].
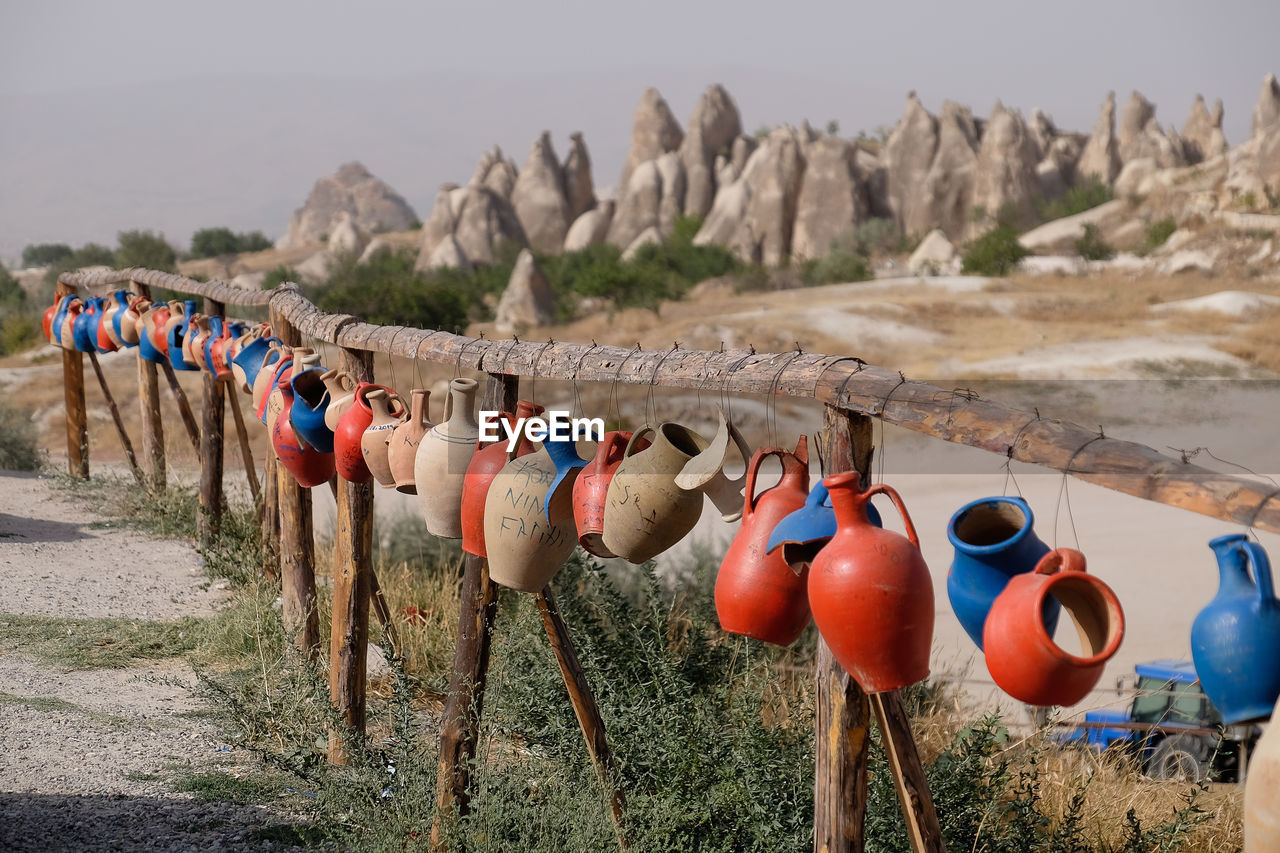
[[265, 348, 319, 438], [361, 388, 407, 488], [484, 444, 580, 592], [674, 406, 752, 522], [322, 370, 358, 431], [1246, 697, 1280, 852], [414, 378, 480, 538], [387, 389, 431, 494], [602, 422, 707, 564]]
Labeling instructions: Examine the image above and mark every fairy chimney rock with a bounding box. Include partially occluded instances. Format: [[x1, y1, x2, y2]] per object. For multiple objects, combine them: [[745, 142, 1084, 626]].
[[511, 131, 572, 254], [495, 249, 556, 334], [563, 132, 597, 222], [1075, 91, 1121, 185], [679, 84, 744, 217], [882, 92, 940, 231], [792, 135, 867, 260], [1182, 95, 1228, 162], [278, 161, 417, 249], [1253, 73, 1280, 139], [617, 88, 684, 205]]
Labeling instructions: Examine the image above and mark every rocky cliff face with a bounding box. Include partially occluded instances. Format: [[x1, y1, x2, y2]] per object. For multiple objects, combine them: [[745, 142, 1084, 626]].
[[278, 161, 418, 250]]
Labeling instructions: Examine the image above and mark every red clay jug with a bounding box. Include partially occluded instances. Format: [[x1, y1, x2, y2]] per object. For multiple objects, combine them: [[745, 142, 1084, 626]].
[[571, 431, 643, 558], [983, 548, 1124, 707], [272, 372, 335, 488], [334, 383, 392, 483], [460, 401, 542, 557], [715, 437, 812, 646], [809, 471, 934, 693]]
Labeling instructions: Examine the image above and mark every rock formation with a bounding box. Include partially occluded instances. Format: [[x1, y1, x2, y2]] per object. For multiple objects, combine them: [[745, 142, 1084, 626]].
[[1252, 73, 1280, 139], [969, 103, 1043, 232], [1182, 96, 1228, 163], [1037, 135, 1084, 199], [563, 132, 596, 221], [678, 85, 744, 218], [511, 132, 572, 254], [882, 93, 940, 233], [278, 161, 417, 249], [622, 226, 663, 261], [1076, 92, 1122, 185], [715, 127, 806, 266], [495, 249, 556, 334], [563, 201, 614, 252], [910, 101, 979, 239], [424, 235, 471, 271], [1117, 91, 1186, 169], [327, 212, 370, 256], [472, 146, 518, 199], [617, 89, 684, 205], [607, 160, 663, 249], [792, 136, 868, 260], [907, 229, 957, 274], [453, 187, 526, 266], [655, 152, 687, 235]]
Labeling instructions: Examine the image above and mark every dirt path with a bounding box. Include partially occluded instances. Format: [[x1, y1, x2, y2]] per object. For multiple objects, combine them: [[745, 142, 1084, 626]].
[[0, 471, 302, 852]]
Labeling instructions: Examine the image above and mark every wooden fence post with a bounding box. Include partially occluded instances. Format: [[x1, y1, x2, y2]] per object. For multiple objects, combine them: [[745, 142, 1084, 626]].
[[159, 359, 201, 455], [57, 284, 89, 479], [197, 298, 226, 543], [329, 346, 374, 764], [432, 372, 517, 849], [815, 405, 874, 853], [272, 307, 318, 655], [133, 281, 166, 492], [87, 350, 145, 485]]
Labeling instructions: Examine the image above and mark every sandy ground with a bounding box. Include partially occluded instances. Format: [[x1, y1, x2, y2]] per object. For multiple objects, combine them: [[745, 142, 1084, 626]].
[[0, 471, 301, 852]]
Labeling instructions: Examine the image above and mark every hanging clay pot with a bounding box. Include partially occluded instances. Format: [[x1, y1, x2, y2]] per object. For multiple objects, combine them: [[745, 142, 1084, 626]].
[[947, 496, 1057, 651], [602, 422, 707, 564], [72, 298, 99, 353], [1245, 695, 1280, 852], [167, 300, 199, 371], [115, 292, 142, 345], [323, 370, 358, 431], [251, 346, 286, 416], [715, 437, 812, 647], [572, 430, 649, 558], [272, 370, 335, 488], [983, 548, 1124, 707], [387, 389, 433, 494], [809, 471, 933, 693], [543, 436, 589, 520], [460, 402, 542, 557], [182, 311, 204, 368], [264, 355, 297, 437], [208, 320, 234, 382], [136, 302, 167, 363], [199, 316, 222, 374], [289, 366, 335, 453], [100, 293, 124, 348], [42, 297, 61, 344], [766, 480, 883, 571], [361, 388, 408, 488], [91, 297, 118, 353], [334, 382, 391, 483], [428, 377, 452, 424], [414, 378, 480, 538], [484, 443, 579, 592], [675, 406, 753, 522], [1191, 534, 1280, 724], [233, 333, 280, 394]]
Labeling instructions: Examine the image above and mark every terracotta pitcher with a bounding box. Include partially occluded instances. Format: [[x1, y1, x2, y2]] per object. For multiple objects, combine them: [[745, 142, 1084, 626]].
[[116, 293, 142, 345], [272, 370, 336, 488], [361, 388, 408, 488], [266, 348, 319, 429], [715, 437, 812, 647], [136, 301, 167, 364], [100, 292, 124, 348], [809, 471, 933, 693], [460, 401, 542, 557], [1245, 696, 1280, 852], [602, 422, 707, 564], [573, 430, 648, 558], [323, 370, 358, 431], [264, 354, 297, 438], [675, 406, 753, 522], [334, 382, 391, 483], [93, 298, 119, 353], [386, 388, 432, 494], [484, 444, 579, 592], [251, 346, 286, 417], [983, 548, 1124, 707], [414, 378, 480, 538]]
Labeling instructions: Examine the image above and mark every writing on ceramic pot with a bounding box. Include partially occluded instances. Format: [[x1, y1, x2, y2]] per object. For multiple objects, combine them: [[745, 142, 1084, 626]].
[[497, 510, 568, 547], [478, 409, 604, 453]]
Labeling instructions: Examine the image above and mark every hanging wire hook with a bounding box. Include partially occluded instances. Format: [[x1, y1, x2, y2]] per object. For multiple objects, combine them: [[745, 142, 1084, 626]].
[[646, 342, 679, 426], [571, 341, 598, 419], [1053, 427, 1107, 550], [766, 350, 803, 448], [609, 343, 642, 427], [720, 349, 755, 426], [529, 338, 555, 404], [1003, 409, 1042, 497]]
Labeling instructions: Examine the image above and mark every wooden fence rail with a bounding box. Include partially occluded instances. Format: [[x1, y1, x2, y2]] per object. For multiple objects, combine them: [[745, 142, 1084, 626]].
[[54, 266, 1280, 853]]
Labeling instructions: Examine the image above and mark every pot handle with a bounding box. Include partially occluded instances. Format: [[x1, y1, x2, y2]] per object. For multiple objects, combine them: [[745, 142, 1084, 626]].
[[864, 483, 922, 550], [1033, 547, 1088, 576], [623, 426, 656, 459], [743, 449, 788, 518], [384, 391, 407, 419], [1243, 540, 1276, 604], [724, 420, 753, 482]]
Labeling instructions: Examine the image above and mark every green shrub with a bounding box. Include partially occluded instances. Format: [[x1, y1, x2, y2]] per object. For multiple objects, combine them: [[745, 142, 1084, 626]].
[[801, 249, 872, 285], [961, 225, 1029, 276], [21, 243, 73, 268], [1038, 176, 1114, 222], [1142, 217, 1177, 254], [262, 265, 301, 291], [1074, 223, 1115, 261], [188, 227, 274, 259], [313, 247, 470, 331], [115, 229, 176, 272], [851, 218, 901, 256], [1, 314, 40, 355], [0, 400, 41, 470], [41, 243, 116, 295]]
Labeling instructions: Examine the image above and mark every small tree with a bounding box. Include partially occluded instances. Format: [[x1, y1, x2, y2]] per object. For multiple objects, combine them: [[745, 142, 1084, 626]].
[[189, 227, 274, 259], [1074, 224, 1114, 261], [115, 230, 176, 272], [21, 243, 73, 268], [961, 226, 1029, 276]]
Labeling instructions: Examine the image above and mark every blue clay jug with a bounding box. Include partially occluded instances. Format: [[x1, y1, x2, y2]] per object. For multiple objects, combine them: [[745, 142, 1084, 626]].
[[167, 300, 199, 371], [72, 298, 100, 353], [232, 333, 281, 393], [766, 480, 883, 559], [202, 316, 224, 372], [1191, 534, 1280, 724], [289, 366, 334, 453], [137, 308, 166, 364], [543, 435, 588, 519], [947, 496, 1056, 650]]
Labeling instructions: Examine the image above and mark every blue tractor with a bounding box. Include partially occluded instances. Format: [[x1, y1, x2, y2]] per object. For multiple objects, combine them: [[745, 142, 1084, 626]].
[[1059, 659, 1261, 782]]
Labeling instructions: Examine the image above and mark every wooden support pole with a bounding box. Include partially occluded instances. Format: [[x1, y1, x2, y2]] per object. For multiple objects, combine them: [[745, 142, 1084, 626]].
[[535, 587, 627, 848], [329, 346, 374, 764], [159, 359, 201, 454], [272, 307, 318, 656], [197, 299, 226, 544], [87, 350, 145, 486], [61, 346, 89, 479], [134, 283, 166, 493], [432, 372, 517, 849], [261, 451, 280, 580], [369, 568, 400, 656], [224, 381, 261, 503], [815, 405, 874, 853], [868, 694, 945, 853]]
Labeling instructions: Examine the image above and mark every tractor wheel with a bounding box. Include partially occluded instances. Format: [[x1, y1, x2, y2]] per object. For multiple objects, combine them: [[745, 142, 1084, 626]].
[[1148, 736, 1208, 782]]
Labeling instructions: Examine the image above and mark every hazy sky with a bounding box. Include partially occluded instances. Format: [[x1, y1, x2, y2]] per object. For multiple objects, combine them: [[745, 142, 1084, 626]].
[[2, 0, 1278, 262]]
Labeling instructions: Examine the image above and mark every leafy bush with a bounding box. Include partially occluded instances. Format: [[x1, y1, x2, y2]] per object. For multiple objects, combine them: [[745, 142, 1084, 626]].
[[1075, 223, 1115, 261], [1038, 176, 1115, 222], [0, 400, 41, 470], [41, 243, 116, 294], [1142, 217, 1177, 254], [801, 249, 872, 285], [188, 227, 273, 259], [262, 265, 301, 291], [313, 247, 470, 332], [21, 243, 73, 268], [1, 314, 39, 355], [961, 225, 1029, 276], [115, 229, 176, 272]]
